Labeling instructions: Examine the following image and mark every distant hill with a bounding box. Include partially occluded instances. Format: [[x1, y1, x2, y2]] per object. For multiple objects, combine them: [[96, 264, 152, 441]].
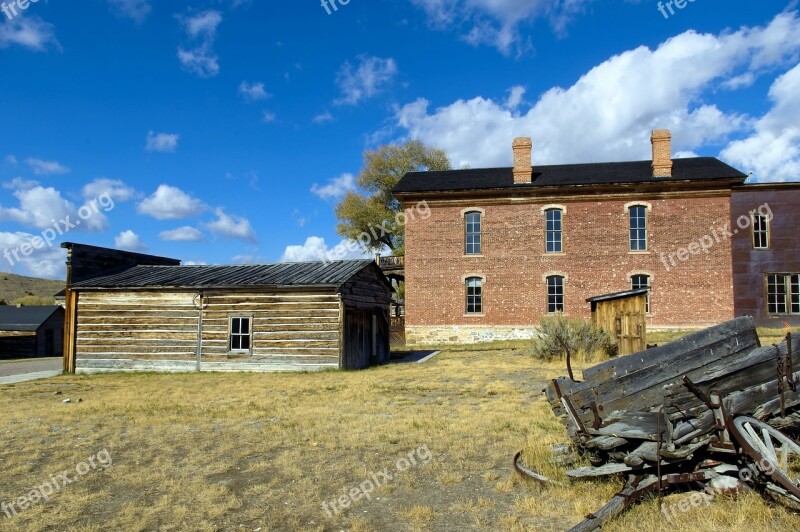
[[0, 273, 65, 305]]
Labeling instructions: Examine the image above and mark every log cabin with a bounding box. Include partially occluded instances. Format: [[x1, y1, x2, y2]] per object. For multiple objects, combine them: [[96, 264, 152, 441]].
[[61, 243, 391, 373], [0, 305, 64, 358]]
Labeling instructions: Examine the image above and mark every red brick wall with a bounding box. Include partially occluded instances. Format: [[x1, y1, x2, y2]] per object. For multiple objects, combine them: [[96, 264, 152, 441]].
[[405, 195, 735, 335]]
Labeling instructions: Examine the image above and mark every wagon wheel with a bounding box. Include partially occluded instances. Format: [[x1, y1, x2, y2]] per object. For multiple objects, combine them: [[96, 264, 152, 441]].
[[729, 416, 800, 506]]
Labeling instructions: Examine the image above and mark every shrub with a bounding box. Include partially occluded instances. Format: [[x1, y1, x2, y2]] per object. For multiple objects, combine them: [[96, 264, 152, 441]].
[[13, 295, 56, 306], [530, 314, 617, 378]]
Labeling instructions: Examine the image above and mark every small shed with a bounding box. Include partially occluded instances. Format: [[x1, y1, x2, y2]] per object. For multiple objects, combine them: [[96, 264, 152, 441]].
[[587, 288, 648, 356], [63, 246, 392, 374], [0, 306, 65, 358]]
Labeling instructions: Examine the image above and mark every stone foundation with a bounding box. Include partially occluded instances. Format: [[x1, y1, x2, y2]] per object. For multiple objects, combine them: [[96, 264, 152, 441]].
[[405, 325, 540, 346]]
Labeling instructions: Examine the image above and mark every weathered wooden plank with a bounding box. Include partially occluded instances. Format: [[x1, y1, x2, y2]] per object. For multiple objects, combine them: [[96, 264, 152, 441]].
[[566, 463, 633, 479], [587, 412, 665, 441], [584, 436, 629, 451], [581, 317, 756, 382], [568, 475, 659, 532], [568, 333, 757, 424]]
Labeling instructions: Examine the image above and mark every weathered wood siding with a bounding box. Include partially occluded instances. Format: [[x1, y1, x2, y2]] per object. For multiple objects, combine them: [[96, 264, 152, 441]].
[[591, 295, 647, 356], [340, 264, 392, 368], [76, 292, 198, 359], [199, 291, 340, 366], [75, 290, 342, 371]]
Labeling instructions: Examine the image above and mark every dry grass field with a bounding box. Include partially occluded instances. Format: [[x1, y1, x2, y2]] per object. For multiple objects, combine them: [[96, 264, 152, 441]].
[[1, 331, 799, 531]]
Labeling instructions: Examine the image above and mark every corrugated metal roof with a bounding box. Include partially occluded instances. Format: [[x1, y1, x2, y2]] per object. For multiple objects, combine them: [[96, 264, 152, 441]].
[[70, 260, 377, 290], [394, 158, 747, 194], [0, 306, 63, 331]]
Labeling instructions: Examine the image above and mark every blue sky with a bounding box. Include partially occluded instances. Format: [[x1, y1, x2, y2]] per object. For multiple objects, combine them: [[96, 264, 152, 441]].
[[1, 0, 798, 279]]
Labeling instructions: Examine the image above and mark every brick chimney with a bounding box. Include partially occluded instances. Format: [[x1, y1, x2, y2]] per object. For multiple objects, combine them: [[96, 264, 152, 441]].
[[651, 129, 673, 178], [512, 137, 533, 184]]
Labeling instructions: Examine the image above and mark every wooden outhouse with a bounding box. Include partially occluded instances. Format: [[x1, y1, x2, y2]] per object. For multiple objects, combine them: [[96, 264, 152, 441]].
[[587, 288, 648, 356], [61, 243, 392, 373]]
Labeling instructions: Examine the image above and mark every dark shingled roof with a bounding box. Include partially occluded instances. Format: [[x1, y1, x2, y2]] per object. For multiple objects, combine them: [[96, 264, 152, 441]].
[[394, 158, 747, 194], [70, 260, 377, 290], [0, 306, 63, 332]]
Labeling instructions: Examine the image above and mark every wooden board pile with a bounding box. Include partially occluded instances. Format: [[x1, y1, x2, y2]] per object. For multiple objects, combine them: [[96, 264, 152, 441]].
[[540, 317, 800, 530]]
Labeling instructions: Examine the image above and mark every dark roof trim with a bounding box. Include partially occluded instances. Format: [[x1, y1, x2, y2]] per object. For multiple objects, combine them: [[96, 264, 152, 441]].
[[586, 288, 649, 304]]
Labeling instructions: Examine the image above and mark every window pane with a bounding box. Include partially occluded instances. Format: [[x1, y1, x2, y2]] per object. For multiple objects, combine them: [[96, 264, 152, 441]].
[[791, 274, 800, 314], [241, 318, 250, 334], [631, 275, 651, 313], [547, 276, 564, 313], [466, 277, 483, 314], [629, 206, 647, 251], [231, 318, 240, 334], [465, 212, 482, 255], [767, 274, 787, 314], [545, 209, 563, 254], [753, 215, 769, 249]]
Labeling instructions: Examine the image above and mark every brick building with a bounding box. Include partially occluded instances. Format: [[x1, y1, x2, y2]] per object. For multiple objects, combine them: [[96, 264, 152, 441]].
[[393, 130, 796, 345]]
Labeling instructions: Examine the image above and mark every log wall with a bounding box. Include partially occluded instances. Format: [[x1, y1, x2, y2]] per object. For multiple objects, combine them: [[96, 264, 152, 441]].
[[75, 290, 343, 372]]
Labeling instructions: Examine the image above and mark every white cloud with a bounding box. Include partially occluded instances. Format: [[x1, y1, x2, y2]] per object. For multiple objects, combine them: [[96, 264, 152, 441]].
[[107, 0, 151, 23], [145, 131, 180, 153], [410, 0, 592, 55], [394, 12, 800, 168], [313, 110, 334, 124], [205, 208, 256, 242], [0, 231, 66, 279], [335, 56, 398, 106], [0, 186, 74, 229], [311, 173, 356, 200], [137, 184, 206, 220], [115, 230, 147, 252], [3, 177, 39, 190], [177, 10, 222, 78], [160, 226, 205, 242], [238, 81, 270, 102], [506, 85, 526, 109], [0, 183, 109, 231], [5, 155, 17, 165], [82, 178, 137, 202], [721, 63, 800, 182], [262, 111, 277, 123], [280, 236, 370, 263], [0, 16, 59, 52], [27, 158, 69, 175]]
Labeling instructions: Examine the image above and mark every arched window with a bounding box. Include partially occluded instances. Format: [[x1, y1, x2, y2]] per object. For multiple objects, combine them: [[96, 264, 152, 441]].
[[464, 211, 482, 255], [465, 277, 483, 314], [546, 275, 564, 313]]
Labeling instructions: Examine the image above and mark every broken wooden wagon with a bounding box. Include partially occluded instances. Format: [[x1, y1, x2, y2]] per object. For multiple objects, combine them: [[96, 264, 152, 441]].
[[518, 317, 800, 530]]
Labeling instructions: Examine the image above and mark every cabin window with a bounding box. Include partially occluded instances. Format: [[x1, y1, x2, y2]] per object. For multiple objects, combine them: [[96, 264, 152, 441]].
[[631, 274, 651, 313], [545, 208, 563, 253], [547, 275, 564, 313], [767, 274, 800, 315], [465, 211, 482, 255], [752, 214, 770, 249], [229, 317, 252, 351], [465, 277, 483, 314], [629, 205, 648, 251]]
